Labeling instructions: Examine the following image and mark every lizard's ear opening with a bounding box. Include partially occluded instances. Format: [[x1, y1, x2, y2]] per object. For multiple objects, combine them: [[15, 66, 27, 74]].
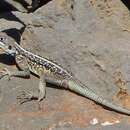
[[8, 45, 12, 50]]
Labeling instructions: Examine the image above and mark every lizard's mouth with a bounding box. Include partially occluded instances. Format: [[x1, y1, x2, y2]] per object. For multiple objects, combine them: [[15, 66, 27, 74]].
[[5, 49, 16, 55], [0, 47, 15, 56]]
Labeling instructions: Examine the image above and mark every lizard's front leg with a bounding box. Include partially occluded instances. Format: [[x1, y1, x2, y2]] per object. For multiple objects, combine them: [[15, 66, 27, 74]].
[[0, 54, 31, 80], [0, 68, 30, 80]]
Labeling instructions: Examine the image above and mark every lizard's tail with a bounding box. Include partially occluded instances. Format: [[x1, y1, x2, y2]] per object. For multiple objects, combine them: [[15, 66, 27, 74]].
[[67, 79, 130, 115]]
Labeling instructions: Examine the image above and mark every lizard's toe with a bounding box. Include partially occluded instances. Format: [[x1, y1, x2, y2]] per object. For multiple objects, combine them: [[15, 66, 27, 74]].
[[17, 91, 33, 104], [38, 92, 46, 102], [0, 68, 11, 80]]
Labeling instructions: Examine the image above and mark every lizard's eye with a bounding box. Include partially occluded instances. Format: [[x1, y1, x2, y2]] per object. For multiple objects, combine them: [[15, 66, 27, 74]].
[[0, 37, 5, 42], [8, 45, 12, 50]]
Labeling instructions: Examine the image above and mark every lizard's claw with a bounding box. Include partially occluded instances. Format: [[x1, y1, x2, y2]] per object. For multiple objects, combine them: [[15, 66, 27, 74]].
[[17, 91, 34, 104], [0, 68, 11, 80]]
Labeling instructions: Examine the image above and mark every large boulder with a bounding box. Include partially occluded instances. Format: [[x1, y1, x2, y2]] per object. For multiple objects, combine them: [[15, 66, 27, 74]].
[[0, 0, 130, 129]]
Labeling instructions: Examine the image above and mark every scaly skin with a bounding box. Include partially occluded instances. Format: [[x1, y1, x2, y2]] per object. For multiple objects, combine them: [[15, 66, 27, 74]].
[[0, 32, 130, 115]]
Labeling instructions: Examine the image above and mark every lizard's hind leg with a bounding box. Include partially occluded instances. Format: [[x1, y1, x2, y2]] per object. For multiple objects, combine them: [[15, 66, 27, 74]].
[[38, 74, 46, 101], [17, 74, 46, 104]]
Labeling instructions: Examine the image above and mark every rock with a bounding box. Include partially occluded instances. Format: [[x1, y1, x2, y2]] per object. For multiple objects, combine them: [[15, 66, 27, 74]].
[[0, 0, 130, 129], [0, 12, 24, 34], [20, 0, 130, 98]]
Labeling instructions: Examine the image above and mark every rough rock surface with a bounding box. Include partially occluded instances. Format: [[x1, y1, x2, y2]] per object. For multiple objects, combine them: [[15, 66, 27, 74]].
[[0, 0, 130, 129]]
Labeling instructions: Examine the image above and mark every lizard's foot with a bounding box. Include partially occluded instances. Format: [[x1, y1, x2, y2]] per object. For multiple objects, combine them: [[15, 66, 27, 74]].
[[0, 68, 11, 80], [17, 90, 38, 104], [38, 92, 46, 102]]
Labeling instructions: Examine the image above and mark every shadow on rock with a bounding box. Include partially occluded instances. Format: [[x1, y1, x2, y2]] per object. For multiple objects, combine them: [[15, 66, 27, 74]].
[[0, 0, 53, 13], [0, 0, 29, 12], [2, 28, 24, 44], [28, 0, 52, 12], [0, 11, 25, 26], [121, 0, 130, 10], [0, 54, 15, 65], [0, 0, 17, 12]]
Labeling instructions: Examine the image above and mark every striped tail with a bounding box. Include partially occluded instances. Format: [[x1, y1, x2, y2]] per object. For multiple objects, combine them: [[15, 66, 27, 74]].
[[68, 79, 130, 115]]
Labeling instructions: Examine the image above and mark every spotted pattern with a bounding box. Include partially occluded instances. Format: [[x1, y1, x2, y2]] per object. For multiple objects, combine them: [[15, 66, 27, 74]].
[[22, 52, 72, 78]]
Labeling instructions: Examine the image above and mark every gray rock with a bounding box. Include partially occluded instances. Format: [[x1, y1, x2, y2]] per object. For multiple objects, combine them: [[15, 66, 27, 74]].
[[0, 0, 130, 129]]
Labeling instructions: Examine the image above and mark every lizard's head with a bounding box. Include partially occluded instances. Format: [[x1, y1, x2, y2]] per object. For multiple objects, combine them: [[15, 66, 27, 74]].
[[0, 33, 17, 56]]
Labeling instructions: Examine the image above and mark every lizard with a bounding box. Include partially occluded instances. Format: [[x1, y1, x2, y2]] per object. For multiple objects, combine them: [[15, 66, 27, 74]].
[[0, 32, 130, 115]]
